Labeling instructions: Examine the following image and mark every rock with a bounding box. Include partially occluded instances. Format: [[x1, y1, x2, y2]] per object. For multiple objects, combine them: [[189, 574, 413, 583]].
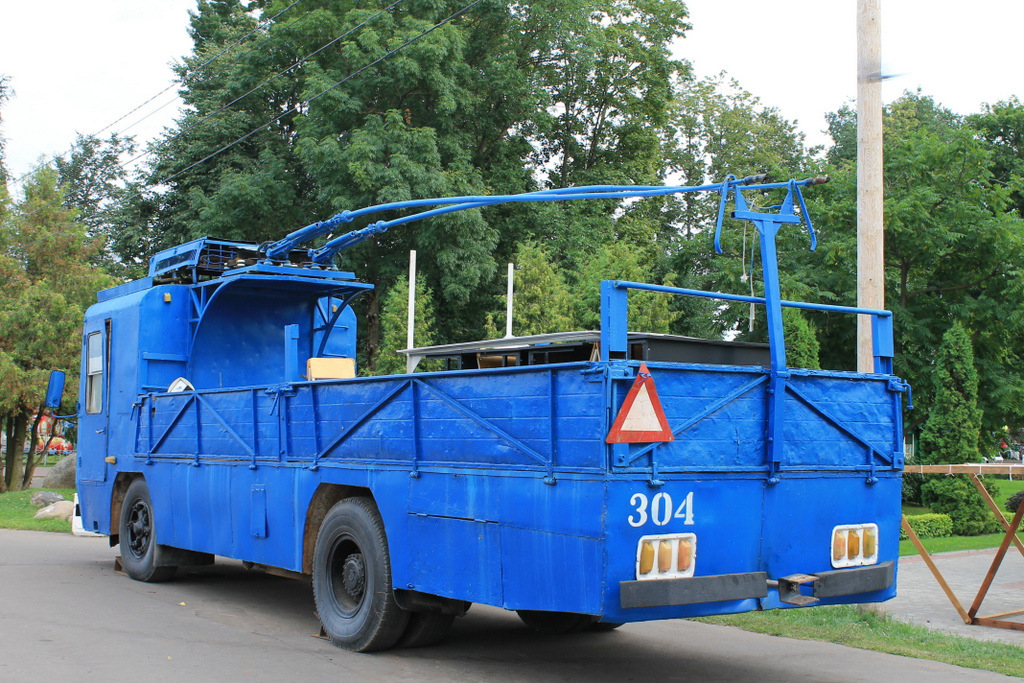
[[30, 491, 65, 507], [34, 500, 75, 521], [41, 454, 76, 488]]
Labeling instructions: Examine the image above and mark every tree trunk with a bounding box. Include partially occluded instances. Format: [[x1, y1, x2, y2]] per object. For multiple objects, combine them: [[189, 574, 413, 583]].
[[4, 409, 28, 492], [22, 407, 50, 489], [0, 414, 10, 493]]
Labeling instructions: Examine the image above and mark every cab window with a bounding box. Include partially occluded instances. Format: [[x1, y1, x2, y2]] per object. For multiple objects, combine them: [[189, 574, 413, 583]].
[[86, 331, 103, 414]]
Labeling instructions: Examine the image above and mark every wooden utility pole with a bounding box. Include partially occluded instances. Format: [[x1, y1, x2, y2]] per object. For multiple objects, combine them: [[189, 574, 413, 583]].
[[857, 0, 884, 372]]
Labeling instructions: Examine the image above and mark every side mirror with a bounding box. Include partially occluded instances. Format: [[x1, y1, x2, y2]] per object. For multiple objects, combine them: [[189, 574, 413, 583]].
[[45, 370, 66, 408]]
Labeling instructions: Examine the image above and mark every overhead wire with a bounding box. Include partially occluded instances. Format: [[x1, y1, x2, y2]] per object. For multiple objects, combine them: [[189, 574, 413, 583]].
[[9, 0, 404, 231], [7, 0, 305, 191], [119, 0, 407, 173], [13, 0, 483, 251], [160, 0, 485, 187]]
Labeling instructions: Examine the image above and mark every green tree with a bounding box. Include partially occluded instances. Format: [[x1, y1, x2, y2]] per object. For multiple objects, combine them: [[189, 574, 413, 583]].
[[54, 133, 143, 278], [0, 169, 114, 491], [126, 0, 693, 363], [969, 97, 1024, 217], [806, 93, 1024, 434], [918, 322, 982, 462], [572, 242, 679, 333], [374, 272, 438, 376], [918, 322, 996, 535], [507, 240, 573, 336], [783, 308, 820, 369], [665, 74, 817, 341]]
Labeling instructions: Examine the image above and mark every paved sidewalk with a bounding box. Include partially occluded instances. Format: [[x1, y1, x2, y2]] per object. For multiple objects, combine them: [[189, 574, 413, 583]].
[[888, 547, 1024, 646]]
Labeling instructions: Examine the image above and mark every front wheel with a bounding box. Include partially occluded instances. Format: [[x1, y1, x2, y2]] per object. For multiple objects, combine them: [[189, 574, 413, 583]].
[[119, 478, 175, 582], [312, 498, 409, 652]]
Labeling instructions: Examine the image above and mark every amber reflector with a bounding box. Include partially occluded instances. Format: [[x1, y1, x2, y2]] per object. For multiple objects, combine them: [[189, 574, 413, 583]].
[[639, 541, 654, 575], [658, 540, 672, 573], [847, 530, 861, 559], [677, 539, 693, 571], [833, 530, 846, 561], [863, 528, 877, 557]]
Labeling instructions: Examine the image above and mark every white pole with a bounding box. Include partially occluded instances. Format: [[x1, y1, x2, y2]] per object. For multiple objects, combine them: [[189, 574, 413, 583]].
[[857, 0, 884, 373], [407, 250, 417, 351], [504, 262, 514, 338]]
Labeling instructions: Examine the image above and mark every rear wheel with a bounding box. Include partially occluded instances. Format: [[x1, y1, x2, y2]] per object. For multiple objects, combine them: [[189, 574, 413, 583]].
[[119, 478, 176, 582], [398, 612, 457, 648], [589, 621, 624, 632], [516, 610, 598, 634], [312, 498, 409, 652]]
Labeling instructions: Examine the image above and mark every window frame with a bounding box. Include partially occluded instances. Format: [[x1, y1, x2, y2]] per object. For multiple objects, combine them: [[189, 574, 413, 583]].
[[85, 330, 103, 414]]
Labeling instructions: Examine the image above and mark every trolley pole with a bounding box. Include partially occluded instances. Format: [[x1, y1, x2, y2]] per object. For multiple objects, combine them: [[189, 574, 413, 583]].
[[857, 0, 884, 373]]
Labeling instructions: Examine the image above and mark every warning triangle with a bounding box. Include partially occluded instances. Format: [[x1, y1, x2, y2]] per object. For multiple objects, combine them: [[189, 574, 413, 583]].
[[606, 362, 674, 443]]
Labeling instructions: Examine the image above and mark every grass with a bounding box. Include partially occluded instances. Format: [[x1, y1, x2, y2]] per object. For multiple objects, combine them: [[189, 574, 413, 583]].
[[990, 477, 1024, 500], [899, 532, 1024, 556], [0, 488, 77, 533], [697, 605, 1024, 678]]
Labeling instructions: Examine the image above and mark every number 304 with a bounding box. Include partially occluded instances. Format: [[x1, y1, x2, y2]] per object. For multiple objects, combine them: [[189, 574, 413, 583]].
[[628, 491, 694, 527]]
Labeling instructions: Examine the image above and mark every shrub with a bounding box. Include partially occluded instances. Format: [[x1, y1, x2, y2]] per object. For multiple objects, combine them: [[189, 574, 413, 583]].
[[902, 472, 924, 505], [1006, 490, 1024, 514], [899, 513, 954, 540], [922, 477, 1000, 536]]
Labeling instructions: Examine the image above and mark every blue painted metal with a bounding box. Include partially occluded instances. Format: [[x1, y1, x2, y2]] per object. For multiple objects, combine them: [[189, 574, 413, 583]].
[[263, 176, 821, 265], [44, 370, 65, 408], [75, 176, 906, 633]]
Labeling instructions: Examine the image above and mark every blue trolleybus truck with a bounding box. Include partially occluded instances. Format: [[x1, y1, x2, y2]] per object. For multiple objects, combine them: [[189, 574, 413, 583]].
[[51, 176, 908, 651]]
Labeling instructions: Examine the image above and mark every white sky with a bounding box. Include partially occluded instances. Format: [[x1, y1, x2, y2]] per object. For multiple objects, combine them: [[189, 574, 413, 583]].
[[2, 1, 1023, 189], [681, 0, 1024, 149], [1, 0, 196, 187]]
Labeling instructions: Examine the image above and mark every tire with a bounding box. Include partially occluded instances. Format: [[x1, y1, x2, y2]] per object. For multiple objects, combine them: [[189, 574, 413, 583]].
[[398, 612, 456, 648], [395, 610, 452, 651], [589, 621, 624, 632], [313, 498, 409, 652], [119, 478, 176, 582], [516, 610, 598, 634]]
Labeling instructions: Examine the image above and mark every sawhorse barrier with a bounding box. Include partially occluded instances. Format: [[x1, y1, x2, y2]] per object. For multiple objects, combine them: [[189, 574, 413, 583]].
[[903, 463, 1024, 632]]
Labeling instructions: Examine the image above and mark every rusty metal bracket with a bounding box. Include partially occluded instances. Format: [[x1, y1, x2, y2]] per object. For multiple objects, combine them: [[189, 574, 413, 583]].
[[774, 573, 820, 606]]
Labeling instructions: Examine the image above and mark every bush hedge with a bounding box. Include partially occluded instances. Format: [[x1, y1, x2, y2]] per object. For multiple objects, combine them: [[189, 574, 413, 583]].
[[899, 513, 954, 540]]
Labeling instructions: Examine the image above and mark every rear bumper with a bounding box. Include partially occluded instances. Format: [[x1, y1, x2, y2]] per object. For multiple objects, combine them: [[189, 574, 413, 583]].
[[619, 561, 895, 609], [620, 572, 768, 609], [813, 561, 894, 598]]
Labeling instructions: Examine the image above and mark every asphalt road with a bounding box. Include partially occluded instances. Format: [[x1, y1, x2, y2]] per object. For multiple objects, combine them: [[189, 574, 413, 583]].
[[0, 529, 1016, 682]]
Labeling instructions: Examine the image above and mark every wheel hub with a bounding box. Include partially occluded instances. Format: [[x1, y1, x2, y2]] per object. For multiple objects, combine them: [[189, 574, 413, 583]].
[[127, 501, 151, 556], [341, 553, 365, 600]]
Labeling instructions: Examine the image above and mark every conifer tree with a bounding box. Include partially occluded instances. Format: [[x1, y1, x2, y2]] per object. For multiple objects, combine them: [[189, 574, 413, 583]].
[[918, 322, 996, 535], [919, 322, 982, 463], [374, 273, 438, 376], [572, 242, 678, 333], [782, 309, 820, 369], [507, 241, 573, 336]]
